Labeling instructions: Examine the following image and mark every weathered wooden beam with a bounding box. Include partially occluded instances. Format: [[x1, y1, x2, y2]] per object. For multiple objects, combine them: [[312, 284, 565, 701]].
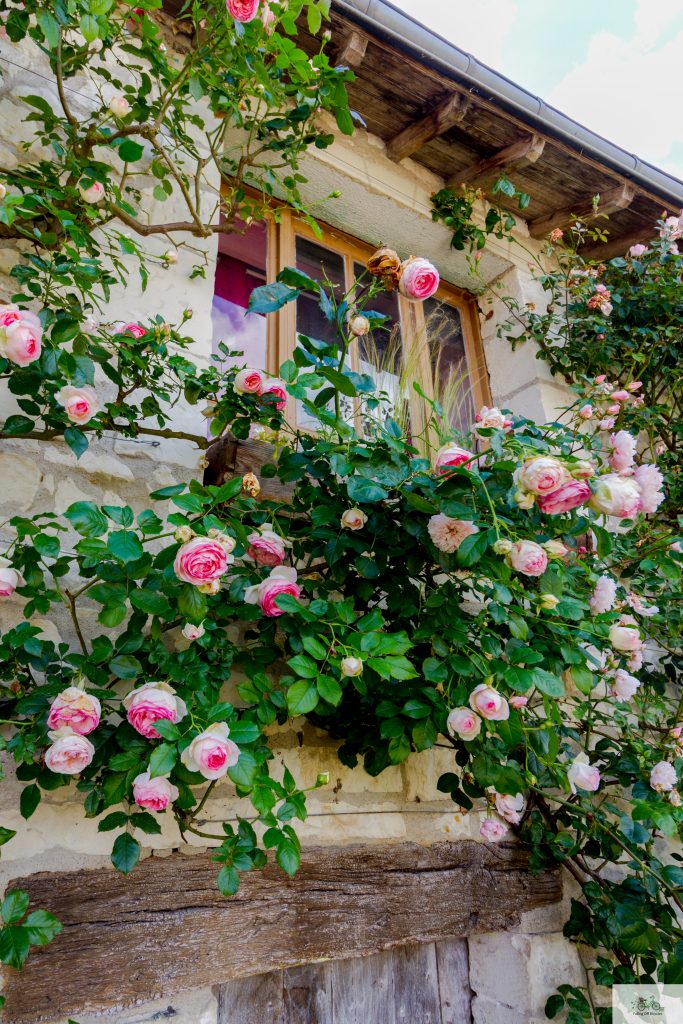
[[528, 182, 636, 238], [386, 94, 470, 163], [579, 227, 650, 261], [447, 134, 546, 191], [3, 841, 561, 1023], [335, 29, 368, 68]]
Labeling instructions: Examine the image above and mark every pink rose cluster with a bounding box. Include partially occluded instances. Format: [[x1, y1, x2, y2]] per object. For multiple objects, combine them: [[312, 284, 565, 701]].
[[447, 684, 510, 742], [44, 683, 102, 775], [0, 304, 42, 367], [514, 456, 592, 516], [174, 532, 236, 593], [472, 405, 513, 437], [586, 283, 613, 316], [233, 366, 287, 411], [575, 375, 643, 431], [586, 429, 665, 519]]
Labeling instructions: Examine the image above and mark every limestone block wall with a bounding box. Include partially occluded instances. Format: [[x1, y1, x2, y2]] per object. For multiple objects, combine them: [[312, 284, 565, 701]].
[[0, 28, 586, 1024]]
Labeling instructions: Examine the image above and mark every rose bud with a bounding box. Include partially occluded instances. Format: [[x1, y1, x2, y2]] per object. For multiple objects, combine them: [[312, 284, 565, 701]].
[[341, 656, 363, 677]]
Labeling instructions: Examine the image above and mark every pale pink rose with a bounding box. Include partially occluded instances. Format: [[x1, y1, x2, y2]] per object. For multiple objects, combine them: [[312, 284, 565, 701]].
[[626, 591, 659, 617], [660, 215, 683, 241], [234, 367, 265, 394], [507, 540, 548, 577], [341, 656, 363, 676], [538, 479, 591, 515], [589, 474, 641, 519], [260, 378, 287, 410], [671, 725, 683, 739], [611, 390, 630, 402], [55, 384, 100, 425], [447, 707, 481, 740], [109, 95, 131, 117], [181, 621, 205, 641], [261, 4, 276, 32], [650, 760, 677, 792], [244, 566, 301, 617], [579, 404, 593, 419], [480, 818, 508, 841], [78, 179, 105, 204], [226, 0, 260, 21], [609, 431, 637, 474], [571, 460, 596, 480], [0, 565, 19, 597], [0, 305, 41, 332], [594, 374, 607, 384], [181, 722, 240, 780], [518, 456, 570, 496], [606, 404, 620, 415], [434, 443, 474, 474], [543, 540, 569, 558], [427, 516, 479, 554], [116, 322, 147, 339], [398, 257, 440, 301], [629, 244, 648, 257], [494, 791, 524, 825], [567, 757, 601, 794], [2, 322, 42, 366], [611, 669, 640, 701], [341, 508, 367, 531], [473, 406, 511, 434], [44, 728, 95, 775], [132, 771, 179, 811], [589, 575, 617, 616], [599, 417, 615, 431], [509, 695, 528, 710], [174, 536, 232, 585], [627, 381, 643, 392], [469, 684, 509, 721], [609, 623, 643, 653], [627, 649, 644, 672], [246, 528, 287, 567], [123, 681, 187, 739], [47, 686, 101, 735], [634, 463, 665, 514]]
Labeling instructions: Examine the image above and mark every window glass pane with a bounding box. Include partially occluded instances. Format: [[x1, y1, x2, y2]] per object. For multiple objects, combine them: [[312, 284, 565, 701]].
[[212, 222, 268, 370], [353, 261, 405, 429], [423, 297, 474, 434]]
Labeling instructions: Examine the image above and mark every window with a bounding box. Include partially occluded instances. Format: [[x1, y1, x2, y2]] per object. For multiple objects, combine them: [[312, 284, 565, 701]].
[[211, 211, 489, 443]]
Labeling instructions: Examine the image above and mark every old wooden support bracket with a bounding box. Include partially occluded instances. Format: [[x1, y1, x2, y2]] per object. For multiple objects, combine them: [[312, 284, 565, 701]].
[[528, 182, 636, 238], [447, 134, 546, 191], [386, 93, 471, 163], [335, 28, 368, 68], [3, 840, 561, 1023]]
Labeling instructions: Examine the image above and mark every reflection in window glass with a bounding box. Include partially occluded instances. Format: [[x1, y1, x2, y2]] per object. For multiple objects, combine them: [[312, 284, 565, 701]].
[[212, 222, 268, 370], [353, 261, 404, 429], [423, 297, 474, 435]]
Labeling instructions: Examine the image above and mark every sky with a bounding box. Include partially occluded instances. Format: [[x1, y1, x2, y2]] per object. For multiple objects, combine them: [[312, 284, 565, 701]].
[[390, 0, 683, 181]]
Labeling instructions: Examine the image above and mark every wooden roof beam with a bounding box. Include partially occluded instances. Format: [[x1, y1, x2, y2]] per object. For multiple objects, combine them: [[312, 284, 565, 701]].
[[335, 29, 368, 68], [528, 182, 636, 238], [447, 134, 546, 191], [579, 227, 650, 261], [386, 93, 470, 163]]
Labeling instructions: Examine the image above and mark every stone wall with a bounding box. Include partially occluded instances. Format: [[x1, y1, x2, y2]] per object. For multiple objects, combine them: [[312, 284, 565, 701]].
[[0, 27, 585, 1024]]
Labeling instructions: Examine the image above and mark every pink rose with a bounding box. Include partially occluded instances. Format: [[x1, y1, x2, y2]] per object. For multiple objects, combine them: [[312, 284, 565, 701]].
[[244, 566, 301, 617], [494, 791, 524, 825], [234, 367, 265, 394], [0, 565, 19, 597], [589, 575, 617, 615], [507, 540, 548, 577], [117, 322, 147, 339], [594, 374, 607, 384], [589, 474, 641, 519], [567, 757, 601, 794], [469, 684, 509, 721], [174, 536, 232, 586], [44, 728, 95, 775], [579, 404, 593, 419], [434, 443, 474, 474], [226, 0, 260, 21], [480, 818, 508, 841], [446, 707, 481, 740], [246, 528, 287, 567], [181, 621, 205, 641], [109, 95, 131, 117], [55, 384, 100, 425], [2, 322, 42, 367], [538, 479, 591, 515], [180, 722, 240, 780], [609, 430, 637, 474], [509, 695, 528, 710], [599, 417, 615, 431], [627, 381, 642, 392], [611, 390, 630, 402], [259, 378, 287, 411], [611, 669, 640, 701], [341, 508, 367, 531], [47, 686, 101, 735], [132, 771, 179, 811], [123, 681, 187, 739], [650, 761, 677, 792], [78, 179, 105, 204], [609, 622, 642, 653], [634, 463, 665, 514], [261, 4, 276, 32], [427, 515, 479, 554], [629, 244, 648, 257], [398, 257, 440, 301], [517, 456, 569, 496], [473, 405, 512, 435]]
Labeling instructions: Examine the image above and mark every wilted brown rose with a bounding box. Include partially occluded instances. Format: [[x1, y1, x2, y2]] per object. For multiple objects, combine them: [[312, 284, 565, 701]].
[[367, 246, 401, 289], [242, 472, 261, 498]]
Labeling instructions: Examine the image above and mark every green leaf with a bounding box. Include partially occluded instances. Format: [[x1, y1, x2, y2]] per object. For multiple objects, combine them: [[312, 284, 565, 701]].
[[0, 925, 30, 969], [118, 140, 145, 163], [107, 530, 144, 563], [129, 811, 162, 835], [19, 784, 40, 821], [318, 366, 357, 397], [177, 584, 207, 624], [456, 530, 488, 567], [1, 415, 34, 435], [64, 427, 89, 458], [109, 654, 142, 680], [317, 675, 342, 706], [287, 680, 319, 716], [148, 743, 177, 778], [129, 589, 172, 617], [347, 476, 388, 503], [248, 282, 299, 314], [65, 501, 108, 536], [388, 734, 411, 764], [227, 751, 258, 788], [111, 833, 141, 875], [287, 654, 318, 679], [226, 722, 261, 745], [275, 839, 300, 877], [531, 668, 565, 697], [301, 635, 328, 660], [79, 13, 100, 42], [217, 864, 240, 896], [98, 811, 128, 832], [1, 890, 29, 925], [0, 827, 16, 848], [22, 909, 62, 946], [36, 10, 60, 47]]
